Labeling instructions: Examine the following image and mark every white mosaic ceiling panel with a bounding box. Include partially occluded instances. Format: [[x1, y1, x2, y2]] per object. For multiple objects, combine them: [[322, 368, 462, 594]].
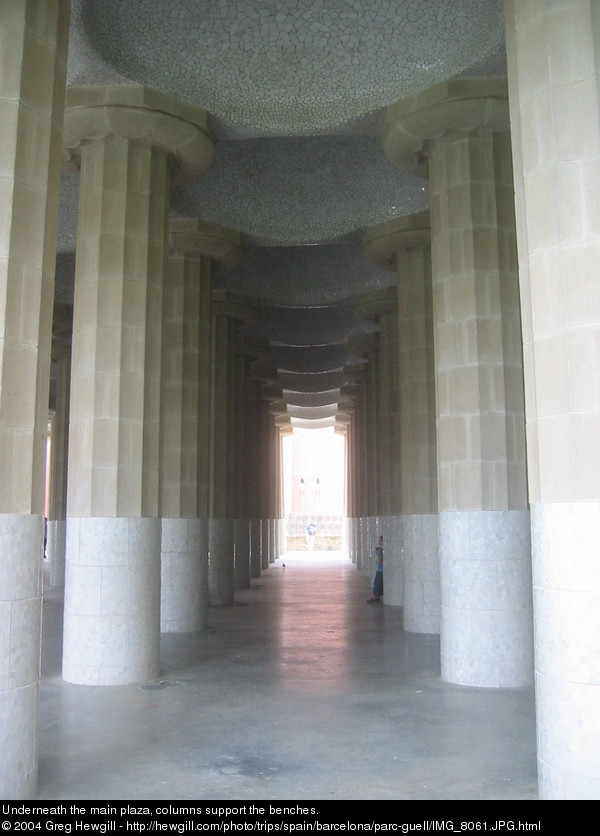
[[215, 238, 395, 307], [72, 0, 506, 134], [172, 137, 429, 245]]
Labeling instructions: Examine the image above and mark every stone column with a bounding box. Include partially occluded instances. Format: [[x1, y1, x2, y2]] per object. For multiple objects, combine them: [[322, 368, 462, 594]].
[[160, 220, 242, 632], [0, 0, 69, 799], [384, 79, 532, 687], [279, 423, 294, 557], [365, 214, 440, 633], [209, 291, 257, 605], [268, 414, 280, 564], [505, 0, 600, 799], [233, 348, 250, 590], [260, 401, 272, 571], [337, 377, 358, 563], [61, 86, 214, 685], [356, 289, 403, 603], [347, 337, 377, 574], [246, 379, 263, 578], [47, 305, 72, 588], [233, 335, 267, 589]]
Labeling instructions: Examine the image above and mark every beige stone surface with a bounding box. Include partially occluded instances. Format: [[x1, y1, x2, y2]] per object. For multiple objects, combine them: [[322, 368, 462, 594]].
[[507, 0, 600, 504], [423, 126, 526, 512], [67, 135, 169, 518]]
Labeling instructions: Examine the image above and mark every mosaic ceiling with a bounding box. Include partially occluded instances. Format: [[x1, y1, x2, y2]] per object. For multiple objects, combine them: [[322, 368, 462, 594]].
[[56, 0, 508, 423]]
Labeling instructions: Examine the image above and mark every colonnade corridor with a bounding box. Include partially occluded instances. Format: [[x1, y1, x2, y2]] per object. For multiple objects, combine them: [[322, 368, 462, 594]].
[[37, 550, 537, 801]]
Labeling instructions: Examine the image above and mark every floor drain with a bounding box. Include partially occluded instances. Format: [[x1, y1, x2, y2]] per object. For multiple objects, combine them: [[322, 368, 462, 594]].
[[139, 679, 185, 691]]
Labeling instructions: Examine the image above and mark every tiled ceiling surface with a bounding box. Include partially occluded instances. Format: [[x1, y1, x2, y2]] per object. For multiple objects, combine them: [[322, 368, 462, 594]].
[[56, 0, 508, 422]]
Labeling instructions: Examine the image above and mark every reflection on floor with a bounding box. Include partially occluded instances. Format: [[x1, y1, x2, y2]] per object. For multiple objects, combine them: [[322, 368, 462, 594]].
[[37, 551, 538, 800]]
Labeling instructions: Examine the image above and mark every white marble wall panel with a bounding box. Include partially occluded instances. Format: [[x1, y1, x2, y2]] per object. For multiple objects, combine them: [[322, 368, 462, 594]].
[[47, 519, 66, 588], [440, 509, 533, 688], [403, 513, 441, 633], [209, 518, 234, 605], [379, 515, 403, 607], [234, 518, 250, 590], [62, 517, 161, 685], [160, 518, 208, 633], [249, 519, 261, 578], [532, 501, 600, 800], [0, 514, 43, 799]]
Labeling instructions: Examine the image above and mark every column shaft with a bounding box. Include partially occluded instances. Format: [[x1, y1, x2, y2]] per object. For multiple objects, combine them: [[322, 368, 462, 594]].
[[233, 353, 250, 589], [0, 0, 69, 799], [397, 244, 440, 633], [209, 314, 236, 604], [63, 134, 170, 685], [159, 251, 211, 632], [47, 344, 71, 587], [506, 0, 600, 799], [428, 127, 532, 687]]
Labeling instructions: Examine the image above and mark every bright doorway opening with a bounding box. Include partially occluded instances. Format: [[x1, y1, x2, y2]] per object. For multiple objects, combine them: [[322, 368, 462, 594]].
[[282, 426, 346, 554]]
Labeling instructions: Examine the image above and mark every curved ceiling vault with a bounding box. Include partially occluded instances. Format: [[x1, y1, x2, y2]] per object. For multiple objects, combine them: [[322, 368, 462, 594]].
[[55, 0, 508, 427]]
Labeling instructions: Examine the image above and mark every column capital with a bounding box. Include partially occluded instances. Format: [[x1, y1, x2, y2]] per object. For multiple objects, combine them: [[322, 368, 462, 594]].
[[355, 286, 397, 322], [274, 414, 292, 429], [383, 78, 509, 171], [169, 218, 243, 269], [346, 333, 378, 358], [211, 289, 259, 325], [63, 85, 215, 184], [236, 333, 270, 359], [364, 213, 430, 270]]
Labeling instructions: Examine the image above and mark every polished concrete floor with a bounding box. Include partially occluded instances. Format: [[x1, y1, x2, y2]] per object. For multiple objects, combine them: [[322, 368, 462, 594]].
[[37, 551, 539, 801]]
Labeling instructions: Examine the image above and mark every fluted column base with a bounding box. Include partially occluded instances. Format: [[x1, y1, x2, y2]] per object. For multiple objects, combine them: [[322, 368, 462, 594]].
[[209, 518, 234, 605], [62, 517, 161, 686], [532, 501, 600, 800], [260, 519, 270, 571], [0, 513, 43, 799], [249, 519, 261, 579], [46, 519, 66, 587], [403, 513, 440, 634], [378, 515, 403, 607], [440, 509, 533, 688], [234, 519, 250, 590], [161, 518, 208, 633]]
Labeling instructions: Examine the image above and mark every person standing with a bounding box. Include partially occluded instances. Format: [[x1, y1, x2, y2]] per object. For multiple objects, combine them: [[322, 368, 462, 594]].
[[367, 535, 383, 602]]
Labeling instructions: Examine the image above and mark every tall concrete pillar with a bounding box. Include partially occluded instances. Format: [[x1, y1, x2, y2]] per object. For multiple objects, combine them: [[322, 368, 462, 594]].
[[356, 289, 403, 604], [337, 379, 358, 561], [47, 304, 72, 588], [505, 0, 600, 799], [347, 336, 378, 574], [278, 423, 293, 557], [233, 348, 250, 590], [384, 79, 532, 687], [209, 291, 257, 605], [160, 220, 242, 632], [260, 401, 272, 571], [0, 0, 69, 799], [245, 379, 263, 578], [269, 414, 281, 564], [366, 214, 440, 633], [233, 335, 268, 589], [61, 86, 214, 685]]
